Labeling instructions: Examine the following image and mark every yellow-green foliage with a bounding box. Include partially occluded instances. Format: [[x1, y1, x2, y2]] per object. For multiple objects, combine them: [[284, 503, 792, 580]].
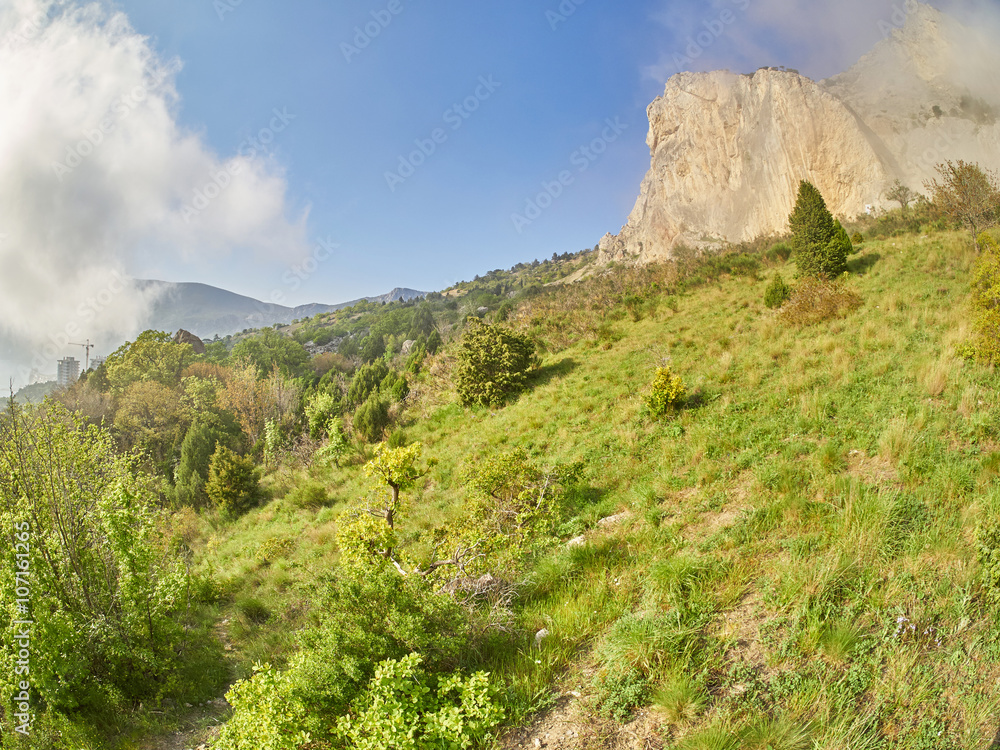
[[644, 366, 687, 417], [335, 654, 503, 749], [970, 233, 1000, 363]]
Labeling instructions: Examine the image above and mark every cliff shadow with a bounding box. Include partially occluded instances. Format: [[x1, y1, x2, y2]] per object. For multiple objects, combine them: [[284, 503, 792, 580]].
[[847, 252, 881, 276], [529, 357, 578, 387]]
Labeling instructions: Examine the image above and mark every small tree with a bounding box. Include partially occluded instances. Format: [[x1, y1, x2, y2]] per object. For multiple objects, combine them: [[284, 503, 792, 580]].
[[885, 179, 916, 211], [788, 181, 848, 278], [206, 445, 260, 516], [454, 321, 537, 408], [764, 273, 792, 309], [926, 160, 1000, 252]]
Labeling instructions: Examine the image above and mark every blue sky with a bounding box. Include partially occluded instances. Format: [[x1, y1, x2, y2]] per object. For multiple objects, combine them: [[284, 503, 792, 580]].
[[111, 0, 669, 304], [109, 0, 945, 305]]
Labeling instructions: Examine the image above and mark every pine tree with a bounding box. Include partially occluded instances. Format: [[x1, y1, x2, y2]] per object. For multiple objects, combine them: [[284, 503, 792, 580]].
[[789, 181, 848, 278]]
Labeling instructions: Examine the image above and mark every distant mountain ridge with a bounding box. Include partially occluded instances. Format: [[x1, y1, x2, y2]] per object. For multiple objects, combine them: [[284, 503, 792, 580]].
[[137, 280, 426, 340]]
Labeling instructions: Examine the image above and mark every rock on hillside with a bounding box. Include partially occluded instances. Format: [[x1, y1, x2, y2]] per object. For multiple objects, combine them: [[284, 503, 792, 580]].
[[600, 2, 1000, 265]]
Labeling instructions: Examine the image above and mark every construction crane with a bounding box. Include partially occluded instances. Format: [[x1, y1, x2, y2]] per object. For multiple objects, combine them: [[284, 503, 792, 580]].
[[68, 340, 94, 372]]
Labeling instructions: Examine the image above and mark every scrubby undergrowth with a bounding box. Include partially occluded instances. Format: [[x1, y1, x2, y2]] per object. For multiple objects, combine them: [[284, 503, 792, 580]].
[[181, 229, 1000, 748]]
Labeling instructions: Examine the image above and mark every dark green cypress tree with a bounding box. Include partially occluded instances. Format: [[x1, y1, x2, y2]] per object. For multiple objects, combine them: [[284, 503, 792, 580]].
[[789, 181, 848, 278]]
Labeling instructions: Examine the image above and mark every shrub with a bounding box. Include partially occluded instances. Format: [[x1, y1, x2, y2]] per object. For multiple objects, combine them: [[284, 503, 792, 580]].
[[852, 232, 865, 246], [348, 359, 390, 407], [789, 181, 848, 278], [970, 233, 1000, 363], [644, 366, 687, 417], [593, 668, 650, 723], [0, 402, 190, 719], [764, 273, 792, 309], [766, 242, 792, 263], [354, 393, 391, 443], [305, 390, 342, 439], [780, 277, 863, 325], [454, 320, 537, 408], [335, 654, 503, 749], [976, 517, 1000, 603], [206, 445, 260, 516]]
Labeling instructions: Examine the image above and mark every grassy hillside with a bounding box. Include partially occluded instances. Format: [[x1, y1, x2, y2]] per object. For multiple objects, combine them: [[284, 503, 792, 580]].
[[170, 229, 1000, 748]]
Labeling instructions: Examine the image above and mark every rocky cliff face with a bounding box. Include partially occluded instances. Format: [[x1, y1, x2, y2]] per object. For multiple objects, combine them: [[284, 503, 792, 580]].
[[600, 2, 1000, 265]]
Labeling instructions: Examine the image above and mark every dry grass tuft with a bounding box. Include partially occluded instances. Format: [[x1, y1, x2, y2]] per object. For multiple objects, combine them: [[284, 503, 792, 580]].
[[780, 277, 863, 326]]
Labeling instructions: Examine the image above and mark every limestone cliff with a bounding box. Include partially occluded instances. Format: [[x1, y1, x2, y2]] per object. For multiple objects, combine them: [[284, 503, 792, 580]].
[[600, 2, 1000, 265]]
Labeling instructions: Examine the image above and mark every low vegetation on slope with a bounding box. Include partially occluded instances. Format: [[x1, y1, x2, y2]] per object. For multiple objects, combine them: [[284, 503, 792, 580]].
[[196, 226, 1000, 748], [4, 196, 1000, 749]]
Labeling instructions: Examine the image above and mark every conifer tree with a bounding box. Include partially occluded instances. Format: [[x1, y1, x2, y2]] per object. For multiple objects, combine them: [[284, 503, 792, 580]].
[[789, 181, 848, 278]]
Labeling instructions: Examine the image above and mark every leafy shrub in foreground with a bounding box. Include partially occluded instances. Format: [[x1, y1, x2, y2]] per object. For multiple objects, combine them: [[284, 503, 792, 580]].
[[0, 402, 190, 721], [454, 320, 537, 408], [764, 273, 792, 309], [335, 654, 503, 749], [213, 567, 472, 749], [644, 366, 687, 417], [780, 277, 862, 325]]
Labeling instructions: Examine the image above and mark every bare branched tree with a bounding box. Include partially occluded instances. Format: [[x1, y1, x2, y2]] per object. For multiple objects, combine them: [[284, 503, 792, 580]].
[[926, 161, 1000, 252]]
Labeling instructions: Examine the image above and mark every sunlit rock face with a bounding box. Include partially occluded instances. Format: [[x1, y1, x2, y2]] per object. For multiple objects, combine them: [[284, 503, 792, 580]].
[[600, 3, 1000, 264]]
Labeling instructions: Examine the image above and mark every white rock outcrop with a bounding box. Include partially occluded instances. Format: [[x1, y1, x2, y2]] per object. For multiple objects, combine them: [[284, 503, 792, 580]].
[[600, 2, 1000, 265]]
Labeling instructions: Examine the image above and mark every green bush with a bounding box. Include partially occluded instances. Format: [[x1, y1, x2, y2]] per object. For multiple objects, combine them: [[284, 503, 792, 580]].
[[766, 242, 792, 263], [970, 233, 1000, 363], [214, 568, 472, 748], [976, 517, 1000, 603], [348, 359, 390, 406], [305, 390, 342, 440], [644, 366, 687, 417], [593, 668, 649, 723], [0, 402, 190, 721], [335, 654, 503, 749], [205, 445, 260, 516], [354, 393, 391, 443], [454, 320, 537, 408], [764, 273, 792, 309], [789, 181, 849, 278]]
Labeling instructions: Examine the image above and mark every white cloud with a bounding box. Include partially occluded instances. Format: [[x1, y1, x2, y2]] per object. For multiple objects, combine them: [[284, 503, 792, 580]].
[[0, 0, 309, 385]]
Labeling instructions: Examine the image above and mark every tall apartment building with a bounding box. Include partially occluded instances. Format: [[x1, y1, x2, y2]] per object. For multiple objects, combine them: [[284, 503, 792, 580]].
[[57, 357, 80, 388]]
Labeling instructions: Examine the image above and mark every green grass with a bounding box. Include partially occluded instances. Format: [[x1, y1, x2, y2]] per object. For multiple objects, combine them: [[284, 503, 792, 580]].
[[192, 229, 1000, 747]]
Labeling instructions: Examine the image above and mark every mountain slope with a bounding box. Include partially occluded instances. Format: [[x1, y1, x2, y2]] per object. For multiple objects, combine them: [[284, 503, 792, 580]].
[[137, 280, 426, 339]]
